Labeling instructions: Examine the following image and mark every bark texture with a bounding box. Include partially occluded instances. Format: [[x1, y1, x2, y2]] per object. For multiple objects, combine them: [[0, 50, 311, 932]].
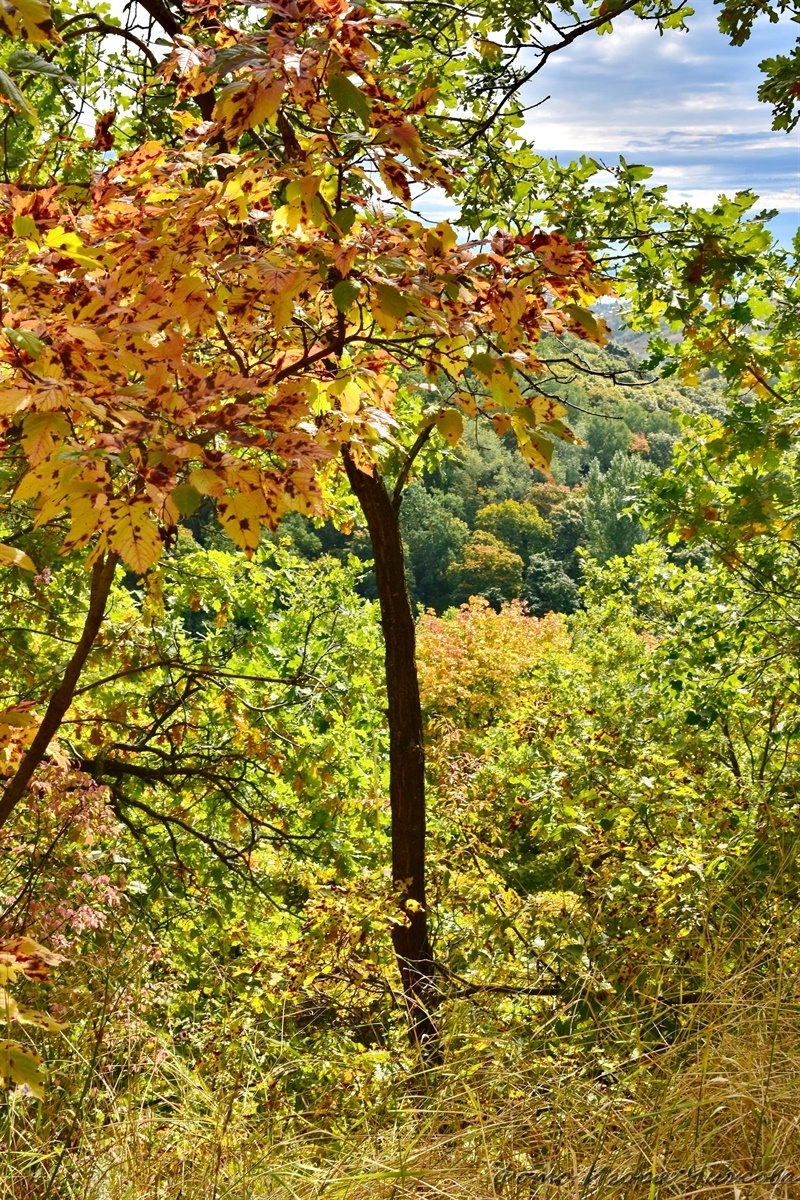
[[342, 449, 438, 1048]]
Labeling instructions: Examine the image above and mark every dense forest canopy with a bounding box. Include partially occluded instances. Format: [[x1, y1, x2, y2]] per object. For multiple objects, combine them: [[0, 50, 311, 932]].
[[0, 0, 798, 1196]]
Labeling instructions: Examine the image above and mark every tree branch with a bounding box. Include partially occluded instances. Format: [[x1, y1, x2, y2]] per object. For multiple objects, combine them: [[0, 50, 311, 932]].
[[392, 421, 435, 511], [61, 20, 160, 71]]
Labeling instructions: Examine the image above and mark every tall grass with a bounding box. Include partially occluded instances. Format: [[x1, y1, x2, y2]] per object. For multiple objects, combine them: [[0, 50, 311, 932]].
[[3, 949, 800, 1200]]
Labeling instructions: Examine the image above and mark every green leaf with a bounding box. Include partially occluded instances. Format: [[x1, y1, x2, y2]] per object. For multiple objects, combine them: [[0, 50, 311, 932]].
[[329, 72, 372, 125], [332, 206, 356, 234], [6, 49, 75, 85], [4, 327, 43, 358], [663, 7, 693, 29], [332, 279, 361, 313], [625, 164, 654, 181], [172, 484, 203, 517], [374, 283, 409, 321], [0, 68, 36, 124], [470, 351, 494, 379]]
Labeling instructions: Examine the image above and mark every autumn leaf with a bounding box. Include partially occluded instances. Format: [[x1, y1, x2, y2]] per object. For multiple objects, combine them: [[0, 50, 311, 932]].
[[15, 1006, 68, 1033], [0, 0, 57, 44], [518, 430, 555, 473], [565, 302, 606, 341], [378, 158, 411, 203], [436, 409, 463, 447], [109, 504, 162, 574], [189, 469, 227, 498], [218, 490, 267, 555], [0, 937, 66, 984], [22, 412, 68, 465], [91, 109, 115, 151], [0, 543, 34, 571], [0, 1040, 45, 1099]]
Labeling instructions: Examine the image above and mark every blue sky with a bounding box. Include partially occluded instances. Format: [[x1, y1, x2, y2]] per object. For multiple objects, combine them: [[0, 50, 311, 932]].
[[519, 4, 799, 244]]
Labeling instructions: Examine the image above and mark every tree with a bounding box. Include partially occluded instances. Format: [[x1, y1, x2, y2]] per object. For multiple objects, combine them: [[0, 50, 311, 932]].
[[0, 0, 617, 1051], [448, 532, 525, 607], [474, 498, 554, 565], [0, 0, 793, 1054], [523, 553, 581, 616], [400, 483, 469, 612], [585, 452, 651, 562]]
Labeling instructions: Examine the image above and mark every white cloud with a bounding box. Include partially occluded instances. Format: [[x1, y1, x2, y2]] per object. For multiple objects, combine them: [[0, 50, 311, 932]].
[[511, 3, 799, 234]]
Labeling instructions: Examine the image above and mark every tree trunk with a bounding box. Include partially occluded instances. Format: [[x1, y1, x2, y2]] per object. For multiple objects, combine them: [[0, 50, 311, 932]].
[[0, 552, 119, 832], [342, 449, 438, 1050]]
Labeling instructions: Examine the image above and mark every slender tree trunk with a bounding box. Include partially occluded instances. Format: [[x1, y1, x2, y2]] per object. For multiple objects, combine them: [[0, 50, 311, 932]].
[[342, 449, 439, 1049], [0, 552, 119, 831]]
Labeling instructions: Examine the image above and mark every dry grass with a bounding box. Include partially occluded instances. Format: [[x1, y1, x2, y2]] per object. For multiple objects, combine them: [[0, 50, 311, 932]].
[[3, 955, 800, 1200]]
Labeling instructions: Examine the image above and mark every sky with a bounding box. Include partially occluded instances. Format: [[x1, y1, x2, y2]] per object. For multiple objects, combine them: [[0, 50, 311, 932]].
[[517, 4, 799, 244]]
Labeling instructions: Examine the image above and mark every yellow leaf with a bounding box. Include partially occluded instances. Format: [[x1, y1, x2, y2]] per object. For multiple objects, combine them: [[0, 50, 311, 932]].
[[65, 325, 104, 349], [0, 543, 34, 571], [189, 468, 227, 497], [173, 274, 218, 334], [475, 37, 502, 62], [43, 227, 98, 269], [60, 496, 103, 554], [15, 1005, 68, 1033], [0, 1040, 45, 1099], [339, 379, 362, 415], [249, 75, 285, 128], [0, 0, 57, 43], [0, 989, 19, 1021], [109, 504, 162, 574], [436, 409, 463, 447], [526, 395, 568, 424], [0, 384, 33, 415], [217, 490, 267, 556], [453, 390, 478, 418], [495, 285, 527, 328], [0, 937, 65, 982], [487, 364, 524, 409], [518, 430, 554, 473], [21, 411, 68, 465]]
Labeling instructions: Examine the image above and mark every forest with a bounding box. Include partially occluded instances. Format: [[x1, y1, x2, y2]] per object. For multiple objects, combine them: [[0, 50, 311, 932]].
[[0, 0, 799, 1197]]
